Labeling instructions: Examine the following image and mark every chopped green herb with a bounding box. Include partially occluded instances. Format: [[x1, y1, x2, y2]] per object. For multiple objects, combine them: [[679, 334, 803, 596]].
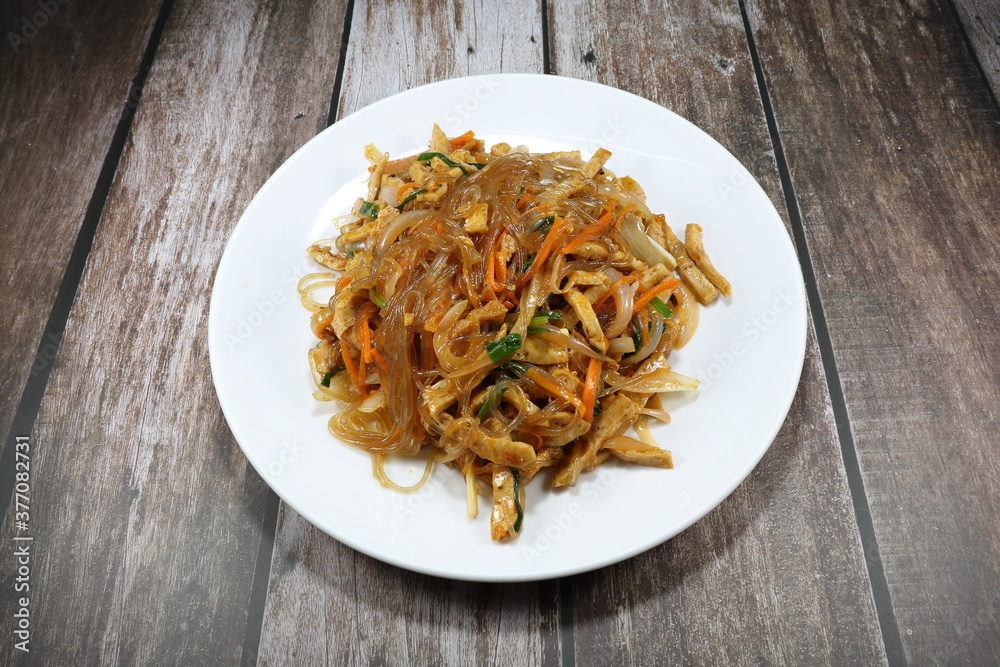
[[650, 296, 673, 319], [320, 370, 333, 387], [470, 162, 486, 169], [529, 310, 562, 327], [476, 385, 508, 419], [416, 152, 468, 174], [593, 405, 603, 417], [501, 361, 529, 378], [485, 333, 522, 363], [346, 251, 355, 259], [522, 253, 536, 272], [511, 468, 523, 533], [370, 289, 387, 308], [395, 188, 426, 211], [359, 201, 380, 218], [331, 365, 346, 373], [530, 215, 555, 232], [519, 185, 525, 194]]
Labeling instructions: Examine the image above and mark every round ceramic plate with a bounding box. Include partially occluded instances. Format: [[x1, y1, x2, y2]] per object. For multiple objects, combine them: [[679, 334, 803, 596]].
[[209, 74, 807, 582]]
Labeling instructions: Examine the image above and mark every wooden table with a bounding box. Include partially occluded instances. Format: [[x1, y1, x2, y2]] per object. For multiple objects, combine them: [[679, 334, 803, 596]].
[[2, 0, 998, 664]]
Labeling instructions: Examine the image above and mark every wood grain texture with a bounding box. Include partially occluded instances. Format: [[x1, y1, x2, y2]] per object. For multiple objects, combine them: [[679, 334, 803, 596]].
[[952, 0, 1000, 97], [0, 0, 162, 495], [551, 0, 887, 663], [257, 1, 555, 664], [0, 0, 346, 663], [746, 0, 1000, 662]]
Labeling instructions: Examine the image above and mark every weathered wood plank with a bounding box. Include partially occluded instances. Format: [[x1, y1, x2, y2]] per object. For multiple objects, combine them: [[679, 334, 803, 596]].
[[0, 0, 161, 501], [0, 0, 347, 663], [550, 0, 886, 663], [746, 0, 1000, 662], [257, 1, 556, 664], [952, 0, 1000, 98]]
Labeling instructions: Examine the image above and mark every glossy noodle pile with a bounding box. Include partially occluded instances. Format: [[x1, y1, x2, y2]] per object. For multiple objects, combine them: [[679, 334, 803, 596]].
[[299, 126, 731, 540]]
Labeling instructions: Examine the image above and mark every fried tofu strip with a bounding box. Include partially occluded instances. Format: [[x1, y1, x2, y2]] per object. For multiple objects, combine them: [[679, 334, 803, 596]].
[[471, 432, 537, 467], [685, 223, 731, 297], [582, 147, 612, 178], [601, 436, 673, 469], [646, 214, 719, 305], [565, 288, 606, 351], [365, 145, 388, 202], [551, 392, 645, 487], [491, 468, 521, 540]]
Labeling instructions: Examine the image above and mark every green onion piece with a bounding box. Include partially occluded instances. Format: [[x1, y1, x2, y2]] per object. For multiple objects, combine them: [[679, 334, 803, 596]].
[[470, 162, 486, 169], [485, 333, 522, 363], [522, 253, 535, 272], [511, 468, 523, 533], [416, 152, 468, 174], [593, 405, 603, 417], [530, 215, 555, 232], [526, 326, 547, 335], [320, 371, 333, 387], [501, 361, 529, 378], [359, 201, 380, 218], [370, 289, 387, 308], [519, 185, 525, 194], [347, 251, 355, 259], [476, 385, 508, 419], [395, 189, 426, 211], [529, 309, 562, 326], [650, 296, 673, 319], [331, 365, 346, 373]]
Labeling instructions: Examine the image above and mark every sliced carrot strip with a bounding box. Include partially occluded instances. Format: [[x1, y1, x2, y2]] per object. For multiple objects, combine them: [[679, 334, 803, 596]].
[[448, 130, 475, 148], [593, 274, 639, 309], [521, 217, 566, 283], [340, 339, 367, 397], [582, 357, 601, 422], [633, 278, 680, 314]]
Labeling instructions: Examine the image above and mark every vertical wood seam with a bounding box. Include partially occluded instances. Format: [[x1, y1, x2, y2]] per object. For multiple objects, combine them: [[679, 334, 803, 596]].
[[327, 0, 358, 127], [0, 0, 175, 527], [946, 0, 1000, 113], [736, 1, 905, 664], [541, 0, 552, 74], [240, 1, 359, 662]]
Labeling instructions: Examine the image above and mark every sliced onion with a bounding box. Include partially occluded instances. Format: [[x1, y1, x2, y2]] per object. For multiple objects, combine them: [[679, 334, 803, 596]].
[[604, 268, 637, 339], [380, 185, 398, 208], [621, 214, 676, 268], [620, 367, 700, 393], [625, 311, 665, 365], [638, 408, 672, 423], [358, 389, 385, 413], [374, 210, 431, 256], [608, 336, 636, 354], [596, 182, 652, 218], [534, 326, 614, 362]]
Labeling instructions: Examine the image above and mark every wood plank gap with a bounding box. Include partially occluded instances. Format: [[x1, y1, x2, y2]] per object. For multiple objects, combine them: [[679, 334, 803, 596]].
[[541, 0, 551, 74], [947, 0, 1000, 114], [736, 1, 905, 664], [559, 577, 575, 667], [0, 0, 175, 526], [241, 1, 357, 662], [241, 488, 281, 667], [326, 0, 357, 126]]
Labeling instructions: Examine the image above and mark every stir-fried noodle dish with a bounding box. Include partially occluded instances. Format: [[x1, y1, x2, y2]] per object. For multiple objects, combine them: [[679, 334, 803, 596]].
[[299, 126, 731, 540]]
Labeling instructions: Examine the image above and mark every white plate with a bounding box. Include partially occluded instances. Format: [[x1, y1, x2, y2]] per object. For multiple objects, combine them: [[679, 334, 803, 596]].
[[209, 74, 807, 582]]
